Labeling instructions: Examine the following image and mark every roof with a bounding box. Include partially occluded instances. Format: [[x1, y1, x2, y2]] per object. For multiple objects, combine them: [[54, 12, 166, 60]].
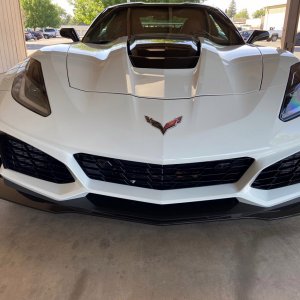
[[265, 0, 286, 9], [265, 4, 286, 9]]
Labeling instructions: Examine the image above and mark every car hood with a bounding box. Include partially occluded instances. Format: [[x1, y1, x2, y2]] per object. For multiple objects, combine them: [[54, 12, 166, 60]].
[[2, 43, 296, 164], [66, 38, 263, 99]]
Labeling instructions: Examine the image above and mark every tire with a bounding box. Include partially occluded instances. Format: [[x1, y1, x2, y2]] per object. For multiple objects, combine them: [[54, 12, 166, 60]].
[[271, 35, 278, 42]]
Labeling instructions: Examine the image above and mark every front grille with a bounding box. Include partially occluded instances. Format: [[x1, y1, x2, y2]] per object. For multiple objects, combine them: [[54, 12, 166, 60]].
[[252, 152, 300, 190], [74, 153, 254, 190], [0, 135, 74, 184]]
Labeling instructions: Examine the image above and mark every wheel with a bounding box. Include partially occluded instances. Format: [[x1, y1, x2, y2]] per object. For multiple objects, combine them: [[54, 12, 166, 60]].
[[44, 35, 49, 39], [271, 35, 278, 42]]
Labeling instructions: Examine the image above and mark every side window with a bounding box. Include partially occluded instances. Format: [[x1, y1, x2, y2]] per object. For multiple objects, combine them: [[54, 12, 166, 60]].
[[208, 14, 229, 43], [210, 16, 226, 37], [87, 9, 127, 43]]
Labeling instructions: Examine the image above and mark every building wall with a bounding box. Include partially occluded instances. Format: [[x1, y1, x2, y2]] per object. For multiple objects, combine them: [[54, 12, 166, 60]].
[[264, 5, 286, 30], [0, 0, 27, 73], [264, 4, 300, 31], [246, 18, 262, 29]]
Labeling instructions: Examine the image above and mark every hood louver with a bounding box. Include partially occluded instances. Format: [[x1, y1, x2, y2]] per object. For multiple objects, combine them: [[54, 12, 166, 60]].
[[128, 34, 201, 69]]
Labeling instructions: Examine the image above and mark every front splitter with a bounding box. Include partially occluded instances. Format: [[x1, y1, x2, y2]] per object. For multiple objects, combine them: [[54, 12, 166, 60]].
[[1, 178, 300, 225]]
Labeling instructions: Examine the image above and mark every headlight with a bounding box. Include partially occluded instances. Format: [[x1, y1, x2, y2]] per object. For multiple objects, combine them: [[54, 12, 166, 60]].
[[280, 62, 300, 122], [11, 58, 51, 117]]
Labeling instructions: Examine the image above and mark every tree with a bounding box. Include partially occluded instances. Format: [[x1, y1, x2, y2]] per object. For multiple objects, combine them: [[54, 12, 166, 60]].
[[71, 0, 206, 25], [234, 8, 249, 19], [71, 0, 103, 25], [21, 0, 65, 30], [227, 0, 236, 18], [253, 8, 266, 19], [55, 4, 72, 25]]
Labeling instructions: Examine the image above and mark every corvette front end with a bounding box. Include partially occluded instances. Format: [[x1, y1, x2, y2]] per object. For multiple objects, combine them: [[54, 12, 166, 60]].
[[1, 3, 300, 224]]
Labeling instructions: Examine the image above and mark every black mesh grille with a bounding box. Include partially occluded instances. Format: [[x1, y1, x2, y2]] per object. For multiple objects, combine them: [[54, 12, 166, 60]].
[[0, 135, 74, 184], [252, 152, 300, 190], [74, 153, 254, 190]]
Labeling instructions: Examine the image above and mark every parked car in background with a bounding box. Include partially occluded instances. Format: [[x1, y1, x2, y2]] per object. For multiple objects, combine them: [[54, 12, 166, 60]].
[[43, 28, 57, 39], [24, 31, 35, 41], [31, 31, 43, 40], [240, 30, 253, 42], [267, 29, 282, 42]]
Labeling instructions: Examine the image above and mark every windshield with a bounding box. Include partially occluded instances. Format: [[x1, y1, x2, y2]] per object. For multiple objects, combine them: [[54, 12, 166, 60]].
[[83, 5, 244, 46]]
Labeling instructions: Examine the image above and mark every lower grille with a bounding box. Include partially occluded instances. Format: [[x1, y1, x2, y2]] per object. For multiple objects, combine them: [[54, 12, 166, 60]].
[[252, 152, 300, 190], [0, 135, 74, 184], [87, 194, 239, 223], [74, 153, 254, 190]]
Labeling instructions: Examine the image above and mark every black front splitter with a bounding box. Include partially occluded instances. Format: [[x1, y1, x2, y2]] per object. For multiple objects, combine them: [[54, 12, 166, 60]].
[[1, 179, 300, 225]]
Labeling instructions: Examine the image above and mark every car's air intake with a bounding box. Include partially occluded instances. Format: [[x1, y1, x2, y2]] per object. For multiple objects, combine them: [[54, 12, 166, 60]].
[[128, 34, 201, 69], [252, 152, 300, 190], [0, 135, 74, 184], [74, 153, 254, 190]]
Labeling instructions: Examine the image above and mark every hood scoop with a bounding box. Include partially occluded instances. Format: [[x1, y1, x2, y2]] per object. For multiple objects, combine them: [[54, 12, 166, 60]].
[[66, 39, 263, 98], [128, 34, 201, 69]]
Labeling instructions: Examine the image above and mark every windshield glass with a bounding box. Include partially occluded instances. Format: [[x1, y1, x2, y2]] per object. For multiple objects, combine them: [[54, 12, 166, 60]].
[[83, 5, 244, 46]]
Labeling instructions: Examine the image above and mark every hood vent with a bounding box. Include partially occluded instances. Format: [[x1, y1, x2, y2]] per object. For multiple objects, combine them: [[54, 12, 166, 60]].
[[128, 34, 201, 69]]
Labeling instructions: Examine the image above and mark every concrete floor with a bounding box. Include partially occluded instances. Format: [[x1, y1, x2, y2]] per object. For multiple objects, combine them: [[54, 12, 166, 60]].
[[1, 200, 300, 299]]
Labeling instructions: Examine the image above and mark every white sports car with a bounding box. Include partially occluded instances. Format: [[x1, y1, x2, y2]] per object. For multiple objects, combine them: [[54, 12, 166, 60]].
[[0, 3, 300, 224]]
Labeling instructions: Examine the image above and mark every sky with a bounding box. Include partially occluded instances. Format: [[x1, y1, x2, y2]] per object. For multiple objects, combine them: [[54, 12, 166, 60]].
[[52, 0, 74, 15], [52, 0, 287, 16]]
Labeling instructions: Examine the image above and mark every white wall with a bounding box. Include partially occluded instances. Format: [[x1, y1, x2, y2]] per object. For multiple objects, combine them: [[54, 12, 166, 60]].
[[246, 18, 262, 29], [264, 5, 300, 31], [264, 13, 285, 30], [0, 0, 27, 73]]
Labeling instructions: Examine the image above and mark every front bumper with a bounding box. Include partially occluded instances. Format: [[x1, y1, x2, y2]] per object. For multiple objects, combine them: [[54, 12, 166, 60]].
[[2, 129, 300, 209], [2, 178, 300, 225]]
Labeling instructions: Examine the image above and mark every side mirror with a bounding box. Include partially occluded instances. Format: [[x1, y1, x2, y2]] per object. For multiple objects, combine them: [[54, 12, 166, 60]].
[[246, 30, 270, 44], [60, 28, 80, 42]]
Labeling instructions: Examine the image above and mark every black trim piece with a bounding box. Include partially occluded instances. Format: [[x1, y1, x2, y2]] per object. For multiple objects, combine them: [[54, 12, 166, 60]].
[[127, 34, 201, 69], [60, 28, 80, 42], [252, 151, 300, 190], [74, 154, 254, 190], [0, 135, 74, 184], [2, 179, 300, 225]]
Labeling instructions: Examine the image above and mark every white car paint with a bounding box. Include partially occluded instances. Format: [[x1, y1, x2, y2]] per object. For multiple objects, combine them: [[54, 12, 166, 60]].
[[0, 33, 300, 208], [67, 37, 264, 98]]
